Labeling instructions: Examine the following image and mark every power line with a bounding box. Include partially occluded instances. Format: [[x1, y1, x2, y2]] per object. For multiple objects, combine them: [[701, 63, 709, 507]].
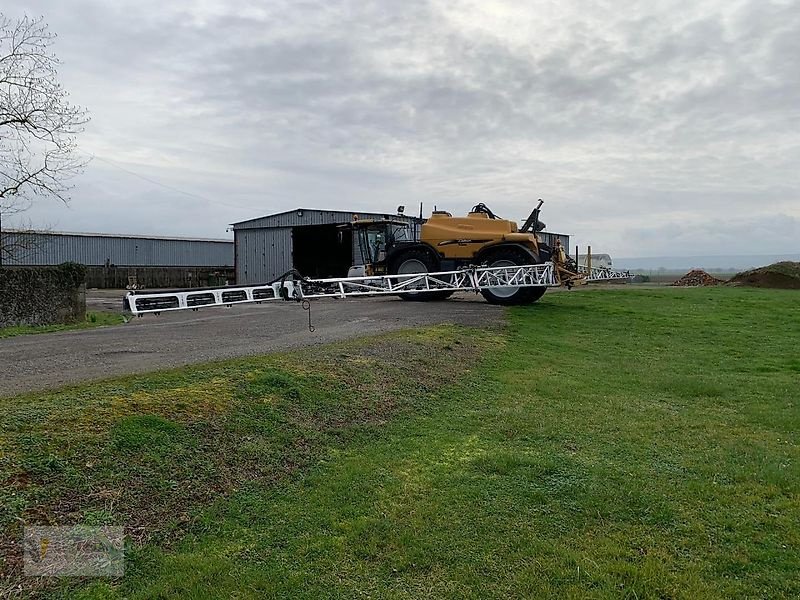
[[85, 153, 265, 213]]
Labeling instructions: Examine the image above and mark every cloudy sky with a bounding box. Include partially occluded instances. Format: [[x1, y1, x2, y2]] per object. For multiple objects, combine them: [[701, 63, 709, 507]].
[[4, 0, 799, 257]]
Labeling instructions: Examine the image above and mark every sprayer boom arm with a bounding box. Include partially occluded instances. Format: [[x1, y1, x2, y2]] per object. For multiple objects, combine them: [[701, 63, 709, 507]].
[[125, 261, 631, 316]]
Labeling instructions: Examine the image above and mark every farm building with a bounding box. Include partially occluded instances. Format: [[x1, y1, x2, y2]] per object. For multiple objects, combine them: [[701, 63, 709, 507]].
[[232, 209, 423, 284], [577, 253, 614, 269], [232, 208, 570, 285], [1, 230, 234, 288]]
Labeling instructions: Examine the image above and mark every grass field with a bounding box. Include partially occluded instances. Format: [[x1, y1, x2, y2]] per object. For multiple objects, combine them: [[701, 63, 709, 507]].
[[0, 313, 125, 339], [2, 287, 798, 598]]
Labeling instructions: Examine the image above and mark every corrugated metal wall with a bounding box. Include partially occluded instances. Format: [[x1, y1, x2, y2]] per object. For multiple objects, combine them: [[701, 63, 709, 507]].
[[235, 228, 292, 283], [2, 231, 234, 267], [233, 210, 421, 284]]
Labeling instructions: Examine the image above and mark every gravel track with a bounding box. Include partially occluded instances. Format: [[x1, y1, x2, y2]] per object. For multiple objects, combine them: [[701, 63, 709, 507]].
[[1, 293, 504, 397]]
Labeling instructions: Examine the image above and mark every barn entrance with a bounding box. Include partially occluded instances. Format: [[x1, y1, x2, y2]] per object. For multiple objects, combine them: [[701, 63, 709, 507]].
[[292, 224, 353, 278]]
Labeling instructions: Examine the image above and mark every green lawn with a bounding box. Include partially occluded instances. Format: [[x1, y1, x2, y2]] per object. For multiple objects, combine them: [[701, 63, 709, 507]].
[[2, 287, 798, 598], [0, 312, 125, 338]]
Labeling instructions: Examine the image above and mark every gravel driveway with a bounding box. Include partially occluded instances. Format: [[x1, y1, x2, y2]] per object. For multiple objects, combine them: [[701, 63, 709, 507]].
[[1, 293, 504, 397]]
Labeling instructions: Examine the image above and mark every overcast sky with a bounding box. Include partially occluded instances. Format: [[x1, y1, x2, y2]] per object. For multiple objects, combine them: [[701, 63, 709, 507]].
[[4, 0, 799, 257]]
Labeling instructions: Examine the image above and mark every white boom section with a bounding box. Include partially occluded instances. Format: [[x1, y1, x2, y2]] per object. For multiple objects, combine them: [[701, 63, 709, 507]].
[[124, 262, 631, 316], [580, 265, 634, 282]]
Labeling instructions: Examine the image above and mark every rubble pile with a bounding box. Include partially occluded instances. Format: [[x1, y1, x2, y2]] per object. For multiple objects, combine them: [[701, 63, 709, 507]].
[[727, 262, 800, 289], [671, 269, 725, 287]]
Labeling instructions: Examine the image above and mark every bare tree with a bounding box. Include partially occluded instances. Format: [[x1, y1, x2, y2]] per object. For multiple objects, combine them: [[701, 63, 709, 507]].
[[0, 212, 43, 266], [0, 13, 88, 265]]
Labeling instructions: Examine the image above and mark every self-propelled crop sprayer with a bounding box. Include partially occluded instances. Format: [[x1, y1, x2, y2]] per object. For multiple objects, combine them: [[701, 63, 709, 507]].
[[125, 201, 631, 328]]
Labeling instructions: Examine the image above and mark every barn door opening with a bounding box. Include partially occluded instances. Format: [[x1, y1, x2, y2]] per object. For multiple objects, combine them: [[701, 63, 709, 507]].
[[292, 224, 352, 278]]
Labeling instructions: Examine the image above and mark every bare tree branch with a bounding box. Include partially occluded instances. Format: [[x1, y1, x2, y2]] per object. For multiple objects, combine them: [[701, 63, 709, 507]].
[[0, 13, 89, 265], [0, 220, 46, 265]]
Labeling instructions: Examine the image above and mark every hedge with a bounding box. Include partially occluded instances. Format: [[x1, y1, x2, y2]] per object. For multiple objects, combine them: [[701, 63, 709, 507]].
[[0, 263, 87, 327]]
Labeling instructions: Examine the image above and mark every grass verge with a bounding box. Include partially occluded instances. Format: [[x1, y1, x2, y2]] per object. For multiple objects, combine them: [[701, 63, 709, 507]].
[[1, 325, 496, 596], [0, 313, 125, 339], [2, 287, 798, 598]]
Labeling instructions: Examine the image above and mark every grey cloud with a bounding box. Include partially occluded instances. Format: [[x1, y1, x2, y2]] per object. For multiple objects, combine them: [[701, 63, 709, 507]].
[[4, 0, 800, 257]]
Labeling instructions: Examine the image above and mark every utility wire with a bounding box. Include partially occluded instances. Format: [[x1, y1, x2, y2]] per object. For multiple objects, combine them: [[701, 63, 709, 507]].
[[84, 153, 265, 213]]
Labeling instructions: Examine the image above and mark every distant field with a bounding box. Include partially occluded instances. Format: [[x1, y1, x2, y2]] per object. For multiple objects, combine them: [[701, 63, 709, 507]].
[[2, 287, 798, 598]]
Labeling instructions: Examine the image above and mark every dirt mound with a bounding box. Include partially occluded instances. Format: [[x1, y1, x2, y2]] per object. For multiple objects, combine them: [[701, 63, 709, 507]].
[[671, 269, 725, 287], [727, 261, 800, 289]]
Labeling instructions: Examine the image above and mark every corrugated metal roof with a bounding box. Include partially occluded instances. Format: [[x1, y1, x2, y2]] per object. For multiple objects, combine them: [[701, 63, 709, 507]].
[[232, 208, 422, 230], [3, 229, 231, 243], [232, 207, 360, 226]]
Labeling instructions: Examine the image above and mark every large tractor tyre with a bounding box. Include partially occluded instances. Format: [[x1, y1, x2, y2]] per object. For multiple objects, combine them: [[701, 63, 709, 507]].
[[389, 247, 454, 301], [480, 246, 547, 306]]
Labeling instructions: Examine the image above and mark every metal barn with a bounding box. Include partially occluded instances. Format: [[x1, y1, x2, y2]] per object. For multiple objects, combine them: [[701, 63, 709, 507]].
[[232, 209, 422, 284], [1, 230, 235, 289], [2, 230, 233, 267]]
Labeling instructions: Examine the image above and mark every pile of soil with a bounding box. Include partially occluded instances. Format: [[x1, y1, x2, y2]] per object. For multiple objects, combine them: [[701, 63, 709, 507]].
[[671, 269, 725, 287], [727, 261, 800, 289]]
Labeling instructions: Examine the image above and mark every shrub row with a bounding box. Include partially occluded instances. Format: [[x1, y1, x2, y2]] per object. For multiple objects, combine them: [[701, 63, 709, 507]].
[[0, 263, 87, 327]]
